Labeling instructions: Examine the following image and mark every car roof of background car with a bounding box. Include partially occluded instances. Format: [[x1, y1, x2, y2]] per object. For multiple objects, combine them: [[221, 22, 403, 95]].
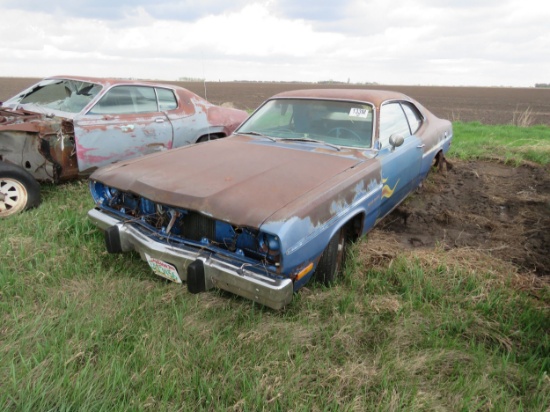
[[272, 89, 412, 107], [47, 75, 185, 91]]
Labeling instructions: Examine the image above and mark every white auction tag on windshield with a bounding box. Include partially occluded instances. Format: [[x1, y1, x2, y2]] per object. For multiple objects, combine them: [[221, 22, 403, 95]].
[[349, 108, 370, 118]]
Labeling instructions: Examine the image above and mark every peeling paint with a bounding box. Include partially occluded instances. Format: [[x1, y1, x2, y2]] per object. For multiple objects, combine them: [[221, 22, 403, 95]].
[[0, 76, 248, 184]]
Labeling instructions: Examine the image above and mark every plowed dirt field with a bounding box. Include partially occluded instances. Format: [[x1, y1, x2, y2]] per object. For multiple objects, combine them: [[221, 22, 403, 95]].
[[2, 78, 550, 125]]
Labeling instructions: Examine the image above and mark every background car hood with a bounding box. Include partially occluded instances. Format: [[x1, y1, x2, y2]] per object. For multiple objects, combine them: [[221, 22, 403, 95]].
[[0, 108, 72, 133], [92, 135, 363, 227]]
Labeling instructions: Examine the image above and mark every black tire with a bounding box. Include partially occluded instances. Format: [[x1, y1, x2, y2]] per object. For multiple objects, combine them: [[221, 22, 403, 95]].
[[0, 162, 41, 217], [196, 135, 211, 143], [315, 227, 348, 285], [196, 134, 223, 143], [197, 134, 225, 143]]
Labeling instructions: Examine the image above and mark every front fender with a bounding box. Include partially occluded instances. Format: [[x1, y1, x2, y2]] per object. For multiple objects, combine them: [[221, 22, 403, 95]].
[[264, 178, 382, 279]]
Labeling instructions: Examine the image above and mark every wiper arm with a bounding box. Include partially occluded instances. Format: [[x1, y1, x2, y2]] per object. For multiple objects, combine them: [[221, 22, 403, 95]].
[[239, 131, 276, 142], [282, 137, 341, 151]]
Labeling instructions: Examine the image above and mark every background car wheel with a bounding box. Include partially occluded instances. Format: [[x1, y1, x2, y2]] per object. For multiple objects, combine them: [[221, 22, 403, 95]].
[[197, 135, 211, 143], [0, 163, 41, 217], [197, 133, 225, 143], [315, 227, 348, 285]]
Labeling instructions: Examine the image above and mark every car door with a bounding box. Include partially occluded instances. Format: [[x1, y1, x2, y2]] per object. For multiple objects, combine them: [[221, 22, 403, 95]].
[[376, 101, 423, 219], [73, 85, 175, 172]]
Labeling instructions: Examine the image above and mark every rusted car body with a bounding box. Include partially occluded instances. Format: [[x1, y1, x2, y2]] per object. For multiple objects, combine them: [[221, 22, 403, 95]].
[[88, 89, 453, 309], [0, 76, 248, 216]]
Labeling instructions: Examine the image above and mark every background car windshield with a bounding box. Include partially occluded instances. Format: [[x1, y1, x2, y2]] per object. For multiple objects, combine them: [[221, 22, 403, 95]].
[[6, 79, 102, 114], [239, 98, 374, 148]]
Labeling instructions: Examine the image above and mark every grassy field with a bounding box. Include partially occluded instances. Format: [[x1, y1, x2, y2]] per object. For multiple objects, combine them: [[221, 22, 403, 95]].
[[452, 122, 550, 165], [1, 123, 549, 410]]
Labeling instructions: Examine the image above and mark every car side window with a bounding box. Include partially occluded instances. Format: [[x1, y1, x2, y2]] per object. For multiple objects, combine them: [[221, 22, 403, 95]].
[[379, 102, 411, 148], [401, 102, 423, 134], [132, 87, 159, 113], [156, 88, 178, 111], [90, 86, 158, 115]]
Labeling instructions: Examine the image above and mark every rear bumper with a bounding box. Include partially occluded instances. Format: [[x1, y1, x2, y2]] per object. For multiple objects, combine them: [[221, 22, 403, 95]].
[[87, 208, 293, 310]]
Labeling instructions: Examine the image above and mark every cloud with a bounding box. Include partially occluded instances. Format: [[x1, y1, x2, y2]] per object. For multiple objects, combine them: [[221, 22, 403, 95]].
[[0, 0, 548, 86], [0, 0, 252, 21], [273, 0, 351, 21]]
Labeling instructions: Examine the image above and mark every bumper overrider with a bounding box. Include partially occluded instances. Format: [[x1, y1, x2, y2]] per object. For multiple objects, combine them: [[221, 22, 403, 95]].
[[87, 208, 294, 310]]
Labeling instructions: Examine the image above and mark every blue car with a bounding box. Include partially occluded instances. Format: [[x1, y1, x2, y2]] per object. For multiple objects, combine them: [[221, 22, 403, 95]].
[[88, 89, 453, 309]]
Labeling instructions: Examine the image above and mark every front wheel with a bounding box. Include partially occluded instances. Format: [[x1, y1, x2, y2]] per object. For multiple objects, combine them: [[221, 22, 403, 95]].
[[315, 227, 348, 285], [0, 163, 41, 217]]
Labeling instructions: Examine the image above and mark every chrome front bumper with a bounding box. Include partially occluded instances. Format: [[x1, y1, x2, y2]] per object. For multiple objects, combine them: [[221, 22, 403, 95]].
[[87, 208, 294, 310]]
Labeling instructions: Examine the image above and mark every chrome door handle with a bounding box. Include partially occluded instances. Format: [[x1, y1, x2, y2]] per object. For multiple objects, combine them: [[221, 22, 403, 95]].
[[417, 144, 425, 148]]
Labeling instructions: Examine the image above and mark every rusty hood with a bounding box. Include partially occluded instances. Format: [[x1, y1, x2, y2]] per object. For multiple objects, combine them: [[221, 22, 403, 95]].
[[91, 135, 363, 227], [0, 108, 67, 133]]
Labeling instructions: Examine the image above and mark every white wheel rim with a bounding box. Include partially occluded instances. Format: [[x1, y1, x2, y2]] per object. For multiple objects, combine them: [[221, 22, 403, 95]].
[[0, 177, 28, 217]]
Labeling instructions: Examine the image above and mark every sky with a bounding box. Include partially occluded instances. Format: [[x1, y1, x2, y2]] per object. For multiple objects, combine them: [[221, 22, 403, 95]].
[[0, 0, 548, 87]]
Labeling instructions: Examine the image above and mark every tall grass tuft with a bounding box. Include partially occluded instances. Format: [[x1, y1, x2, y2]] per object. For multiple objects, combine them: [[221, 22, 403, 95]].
[[511, 106, 534, 127]]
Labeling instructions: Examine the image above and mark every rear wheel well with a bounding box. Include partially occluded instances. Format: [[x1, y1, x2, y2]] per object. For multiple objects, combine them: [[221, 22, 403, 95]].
[[433, 149, 453, 172], [196, 133, 226, 143]]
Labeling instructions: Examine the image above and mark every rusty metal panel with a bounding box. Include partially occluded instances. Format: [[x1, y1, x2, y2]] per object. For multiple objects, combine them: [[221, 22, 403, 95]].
[[272, 89, 409, 108], [0, 110, 77, 182], [1, 76, 249, 184], [74, 112, 174, 172], [90, 135, 373, 228]]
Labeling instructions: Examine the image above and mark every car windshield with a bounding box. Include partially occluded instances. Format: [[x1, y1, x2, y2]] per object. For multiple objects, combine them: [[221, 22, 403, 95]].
[[237, 98, 374, 148], [4, 79, 103, 114]]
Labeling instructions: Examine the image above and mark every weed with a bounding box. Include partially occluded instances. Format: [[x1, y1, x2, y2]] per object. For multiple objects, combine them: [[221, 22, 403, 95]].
[[511, 106, 534, 127]]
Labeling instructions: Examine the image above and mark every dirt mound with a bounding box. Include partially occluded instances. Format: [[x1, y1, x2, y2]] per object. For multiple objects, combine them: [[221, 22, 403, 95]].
[[376, 160, 550, 277]]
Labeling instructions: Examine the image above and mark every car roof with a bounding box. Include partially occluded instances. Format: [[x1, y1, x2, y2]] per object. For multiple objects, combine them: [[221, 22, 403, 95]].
[[47, 75, 182, 90], [272, 89, 413, 107]]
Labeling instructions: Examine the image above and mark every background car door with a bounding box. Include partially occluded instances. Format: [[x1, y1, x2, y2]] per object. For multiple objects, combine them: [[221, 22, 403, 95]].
[[376, 101, 423, 219], [73, 85, 175, 172]]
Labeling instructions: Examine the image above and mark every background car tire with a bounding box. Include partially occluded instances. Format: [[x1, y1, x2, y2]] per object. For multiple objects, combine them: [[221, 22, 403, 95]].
[[0, 163, 41, 217], [315, 227, 348, 285], [196, 135, 211, 143], [197, 133, 225, 143]]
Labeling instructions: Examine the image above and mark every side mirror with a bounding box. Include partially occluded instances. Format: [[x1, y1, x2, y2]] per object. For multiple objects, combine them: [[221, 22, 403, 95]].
[[389, 134, 404, 151]]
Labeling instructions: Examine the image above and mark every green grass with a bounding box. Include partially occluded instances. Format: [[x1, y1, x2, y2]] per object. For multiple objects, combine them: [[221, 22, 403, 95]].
[[1, 123, 549, 410], [450, 122, 550, 165]]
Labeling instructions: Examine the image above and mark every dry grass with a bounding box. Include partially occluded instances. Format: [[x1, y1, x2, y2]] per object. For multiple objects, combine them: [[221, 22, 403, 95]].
[[511, 106, 535, 127], [359, 229, 549, 301]]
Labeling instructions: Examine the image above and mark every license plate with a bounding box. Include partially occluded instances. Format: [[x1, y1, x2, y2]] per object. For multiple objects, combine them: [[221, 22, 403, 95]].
[[145, 254, 182, 283]]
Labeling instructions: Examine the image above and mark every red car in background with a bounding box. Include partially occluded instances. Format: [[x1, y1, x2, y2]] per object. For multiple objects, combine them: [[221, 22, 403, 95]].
[[0, 76, 248, 216]]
